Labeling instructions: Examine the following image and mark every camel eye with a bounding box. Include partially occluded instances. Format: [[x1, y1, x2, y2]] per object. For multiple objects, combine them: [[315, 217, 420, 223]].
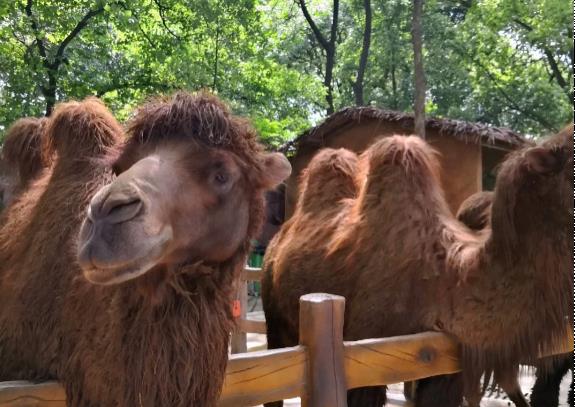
[[213, 171, 229, 185]]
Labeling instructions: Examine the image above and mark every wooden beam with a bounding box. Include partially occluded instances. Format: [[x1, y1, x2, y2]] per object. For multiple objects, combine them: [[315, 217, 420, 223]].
[[230, 278, 249, 353], [299, 293, 347, 407], [219, 346, 307, 407], [242, 267, 263, 282], [344, 332, 460, 389], [0, 381, 65, 407], [238, 317, 267, 334]]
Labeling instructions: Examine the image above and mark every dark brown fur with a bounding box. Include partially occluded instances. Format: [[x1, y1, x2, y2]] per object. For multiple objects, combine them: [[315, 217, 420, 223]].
[[0, 93, 277, 406], [457, 189, 573, 407], [263, 127, 573, 406], [456, 190, 493, 231]]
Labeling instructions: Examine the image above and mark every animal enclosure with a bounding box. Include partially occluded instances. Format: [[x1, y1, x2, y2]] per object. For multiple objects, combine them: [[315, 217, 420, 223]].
[[283, 107, 528, 217], [0, 292, 572, 407]]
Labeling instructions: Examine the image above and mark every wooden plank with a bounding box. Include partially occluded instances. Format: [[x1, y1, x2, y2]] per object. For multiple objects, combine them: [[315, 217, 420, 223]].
[[344, 330, 575, 389], [538, 329, 573, 358], [0, 381, 65, 407], [238, 318, 267, 334], [344, 332, 461, 389], [242, 267, 263, 282], [219, 346, 307, 407], [299, 293, 347, 407]]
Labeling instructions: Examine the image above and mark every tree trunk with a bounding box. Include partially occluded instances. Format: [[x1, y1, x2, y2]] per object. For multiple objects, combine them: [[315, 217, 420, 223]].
[[44, 69, 57, 116], [325, 47, 336, 115], [352, 0, 372, 106], [297, 0, 339, 116], [411, 0, 426, 139]]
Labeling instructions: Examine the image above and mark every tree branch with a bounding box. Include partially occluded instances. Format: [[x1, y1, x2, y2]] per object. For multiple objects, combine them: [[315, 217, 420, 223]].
[[512, 18, 570, 98], [54, 7, 105, 66], [153, 0, 181, 39], [353, 0, 371, 105], [297, 0, 329, 50], [473, 56, 557, 132], [329, 0, 339, 47], [24, 0, 48, 60]]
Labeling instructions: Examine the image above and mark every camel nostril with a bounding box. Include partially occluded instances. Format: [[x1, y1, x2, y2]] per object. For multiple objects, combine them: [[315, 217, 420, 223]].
[[104, 198, 143, 224]]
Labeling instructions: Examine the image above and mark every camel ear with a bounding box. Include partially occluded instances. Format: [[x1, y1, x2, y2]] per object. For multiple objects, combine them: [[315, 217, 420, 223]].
[[525, 147, 561, 174], [258, 153, 292, 189]]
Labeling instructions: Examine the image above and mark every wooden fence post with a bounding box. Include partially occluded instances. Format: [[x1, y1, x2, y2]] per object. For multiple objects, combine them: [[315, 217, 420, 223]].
[[230, 279, 248, 354], [299, 293, 347, 407]]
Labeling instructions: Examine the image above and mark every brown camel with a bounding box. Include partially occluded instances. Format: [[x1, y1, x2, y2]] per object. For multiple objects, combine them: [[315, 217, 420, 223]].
[[456, 189, 573, 407], [263, 126, 573, 407], [456, 190, 493, 231], [0, 92, 291, 406], [0, 117, 49, 207]]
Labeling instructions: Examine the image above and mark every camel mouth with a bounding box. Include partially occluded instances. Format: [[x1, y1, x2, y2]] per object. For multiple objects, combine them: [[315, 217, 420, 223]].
[[80, 228, 173, 286]]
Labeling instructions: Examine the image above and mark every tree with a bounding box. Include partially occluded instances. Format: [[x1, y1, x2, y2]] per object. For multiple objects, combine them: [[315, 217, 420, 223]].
[[23, 0, 107, 116], [352, 0, 372, 106], [297, 0, 340, 115], [411, 0, 426, 138]]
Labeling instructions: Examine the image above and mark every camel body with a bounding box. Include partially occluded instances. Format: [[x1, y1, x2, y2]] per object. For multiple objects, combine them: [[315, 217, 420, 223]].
[[264, 128, 573, 406]]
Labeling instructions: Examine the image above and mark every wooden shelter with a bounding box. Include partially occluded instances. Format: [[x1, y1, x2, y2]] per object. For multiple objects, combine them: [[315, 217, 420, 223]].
[[283, 107, 527, 217]]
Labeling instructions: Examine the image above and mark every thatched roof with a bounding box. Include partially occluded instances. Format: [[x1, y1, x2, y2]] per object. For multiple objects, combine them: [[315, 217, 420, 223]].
[[283, 106, 527, 154]]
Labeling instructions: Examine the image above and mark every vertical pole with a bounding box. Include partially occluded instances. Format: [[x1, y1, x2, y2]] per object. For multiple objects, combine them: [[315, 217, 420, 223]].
[[299, 293, 348, 407], [230, 279, 248, 354]]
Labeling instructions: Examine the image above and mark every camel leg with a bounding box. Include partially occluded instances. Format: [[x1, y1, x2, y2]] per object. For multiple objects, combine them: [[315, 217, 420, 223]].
[[415, 374, 464, 407], [404, 381, 417, 401], [530, 356, 571, 407], [464, 381, 482, 407], [494, 366, 529, 407], [347, 386, 387, 407], [263, 313, 296, 407]]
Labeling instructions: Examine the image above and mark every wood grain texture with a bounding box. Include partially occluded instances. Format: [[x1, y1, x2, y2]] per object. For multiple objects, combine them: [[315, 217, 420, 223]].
[[299, 293, 347, 407], [220, 346, 307, 407], [0, 381, 65, 407], [344, 332, 460, 389]]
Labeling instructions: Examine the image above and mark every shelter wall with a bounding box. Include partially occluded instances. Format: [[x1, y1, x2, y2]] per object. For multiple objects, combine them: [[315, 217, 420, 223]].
[[286, 119, 484, 217]]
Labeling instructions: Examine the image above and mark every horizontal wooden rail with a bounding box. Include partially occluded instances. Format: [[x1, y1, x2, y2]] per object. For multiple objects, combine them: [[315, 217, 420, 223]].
[[220, 346, 307, 407], [344, 332, 460, 389], [0, 381, 65, 406], [238, 317, 267, 334], [242, 266, 264, 282]]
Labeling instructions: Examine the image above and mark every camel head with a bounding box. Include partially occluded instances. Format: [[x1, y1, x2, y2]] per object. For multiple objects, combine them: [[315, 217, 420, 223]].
[[490, 124, 573, 253], [0, 117, 48, 207], [456, 191, 494, 231], [77, 92, 291, 286]]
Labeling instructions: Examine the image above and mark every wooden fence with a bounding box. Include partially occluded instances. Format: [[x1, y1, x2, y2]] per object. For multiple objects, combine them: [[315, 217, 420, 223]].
[[0, 293, 572, 407], [230, 266, 266, 353]]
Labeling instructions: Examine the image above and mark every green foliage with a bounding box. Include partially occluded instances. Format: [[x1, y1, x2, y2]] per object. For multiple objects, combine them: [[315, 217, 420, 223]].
[[0, 0, 571, 145]]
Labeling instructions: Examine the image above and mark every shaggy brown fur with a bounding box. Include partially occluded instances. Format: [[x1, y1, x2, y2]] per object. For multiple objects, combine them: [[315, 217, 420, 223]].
[[456, 190, 493, 231], [457, 188, 573, 407], [0, 92, 287, 406], [263, 127, 573, 406], [0, 117, 49, 207]]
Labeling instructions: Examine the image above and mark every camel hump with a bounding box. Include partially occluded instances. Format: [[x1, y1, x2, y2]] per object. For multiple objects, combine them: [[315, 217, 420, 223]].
[[456, 191, 494, 231], [43, 97, 123, 162], [366, 135, 439, 173], [298, 148, 360, 212], [2, 116, 49, 178]]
